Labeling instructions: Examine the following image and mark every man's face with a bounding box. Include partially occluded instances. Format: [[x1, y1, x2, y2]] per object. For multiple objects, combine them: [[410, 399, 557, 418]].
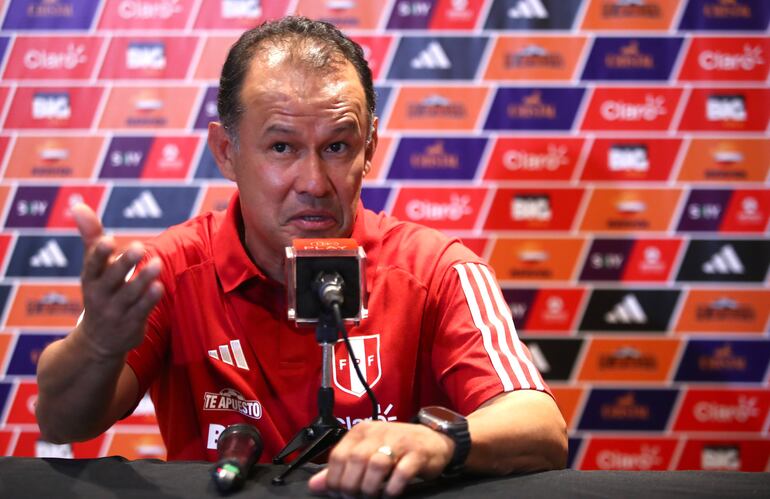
[[210, 47, 376, 280]]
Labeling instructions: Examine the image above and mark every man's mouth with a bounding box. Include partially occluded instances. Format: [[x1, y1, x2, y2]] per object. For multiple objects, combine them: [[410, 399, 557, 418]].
[[289, 211, 338, 231]]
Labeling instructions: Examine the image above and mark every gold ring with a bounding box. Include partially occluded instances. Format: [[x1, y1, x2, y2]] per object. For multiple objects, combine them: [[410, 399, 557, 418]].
[[376, 445, 396, 462]]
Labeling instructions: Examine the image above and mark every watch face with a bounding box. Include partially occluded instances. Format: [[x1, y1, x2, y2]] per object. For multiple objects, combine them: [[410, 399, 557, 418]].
[[421, 406, 466, 426]]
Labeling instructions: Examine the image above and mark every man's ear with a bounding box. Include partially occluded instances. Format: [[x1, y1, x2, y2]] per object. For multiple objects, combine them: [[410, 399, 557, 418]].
[[363, 117, 379, 177], [207, 122, 237, 182]]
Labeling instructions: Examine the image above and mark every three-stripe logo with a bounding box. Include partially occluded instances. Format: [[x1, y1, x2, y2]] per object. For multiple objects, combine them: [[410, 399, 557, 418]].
[[702, 244, 744, 275], [29, 240, 68, 268], [208, 339, 249, 371], [410, 41, 451, 69]]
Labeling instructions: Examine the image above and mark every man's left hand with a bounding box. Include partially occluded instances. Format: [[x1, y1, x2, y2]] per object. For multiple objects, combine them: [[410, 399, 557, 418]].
[[308, 420, 454, 497]]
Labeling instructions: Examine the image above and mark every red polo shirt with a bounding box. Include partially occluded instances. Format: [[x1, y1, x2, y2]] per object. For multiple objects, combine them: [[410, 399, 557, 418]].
[[126, 194, 548, 461]]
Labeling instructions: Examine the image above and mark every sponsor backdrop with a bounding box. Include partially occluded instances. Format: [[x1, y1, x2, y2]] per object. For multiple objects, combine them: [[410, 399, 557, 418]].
[[0, 0, 768, 471]]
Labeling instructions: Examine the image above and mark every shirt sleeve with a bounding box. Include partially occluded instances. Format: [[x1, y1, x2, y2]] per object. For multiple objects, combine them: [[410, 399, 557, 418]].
[[430, 248, 551, 415]]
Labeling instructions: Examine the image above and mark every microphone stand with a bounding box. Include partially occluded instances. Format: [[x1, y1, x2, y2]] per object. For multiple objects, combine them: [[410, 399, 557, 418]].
[[271, 310, 346, 485]]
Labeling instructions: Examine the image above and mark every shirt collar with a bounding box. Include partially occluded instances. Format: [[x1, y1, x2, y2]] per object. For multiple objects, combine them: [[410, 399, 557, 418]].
[[214, 192, 267, 293], [213, 193, 369, 293]]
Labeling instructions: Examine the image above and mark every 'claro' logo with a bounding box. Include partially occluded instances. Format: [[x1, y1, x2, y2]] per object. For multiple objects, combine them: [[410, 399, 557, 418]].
[[600, 95, 667, 122], [24, 44, 87, 70], [693, 396, 759, 423]]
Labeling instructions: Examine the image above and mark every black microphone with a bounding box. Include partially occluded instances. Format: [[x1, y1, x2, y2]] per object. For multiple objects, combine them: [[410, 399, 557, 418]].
[[212, 423, 263, 493], [313, 271, 345, 309]]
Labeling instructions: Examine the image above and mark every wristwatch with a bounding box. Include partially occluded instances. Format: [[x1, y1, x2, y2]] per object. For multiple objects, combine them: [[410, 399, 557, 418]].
[[416, 406, 471, 475]]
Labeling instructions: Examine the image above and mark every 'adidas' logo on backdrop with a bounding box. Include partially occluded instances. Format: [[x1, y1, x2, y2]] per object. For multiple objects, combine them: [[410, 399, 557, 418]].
[[410, 41, 451, 70], [508, 0, 549, 19], [123, 190, 163, 219], [30, 240, 68, 268], [527, 342, 551, 374], [605, 294, 647, 324], [702, 244, 744, 275]]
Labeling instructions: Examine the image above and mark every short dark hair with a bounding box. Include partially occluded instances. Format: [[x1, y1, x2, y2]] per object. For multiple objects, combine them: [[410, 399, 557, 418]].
[[217, 16, 376, 142]]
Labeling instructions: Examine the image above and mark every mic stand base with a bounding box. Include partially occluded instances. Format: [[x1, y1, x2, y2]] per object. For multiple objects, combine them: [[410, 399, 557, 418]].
[[271, 417, 345, 485]]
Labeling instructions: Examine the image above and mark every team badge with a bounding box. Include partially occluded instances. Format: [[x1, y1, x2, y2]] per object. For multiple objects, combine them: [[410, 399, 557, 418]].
[[333, 334, 382, 397]]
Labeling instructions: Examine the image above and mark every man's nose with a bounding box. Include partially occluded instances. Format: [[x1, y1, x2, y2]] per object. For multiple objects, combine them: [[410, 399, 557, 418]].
[[295, 152, 332, 197]]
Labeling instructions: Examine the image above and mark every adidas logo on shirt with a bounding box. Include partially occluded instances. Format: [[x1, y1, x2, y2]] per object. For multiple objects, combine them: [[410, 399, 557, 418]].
[[702, 244, 745, 275], [410, 41, 452, 70], [604, 294, 647, 324], [208, 340, 249, 371], [30, 240, 68, 268], [123, 190, 163, 219], [508, 0, 549, 19]]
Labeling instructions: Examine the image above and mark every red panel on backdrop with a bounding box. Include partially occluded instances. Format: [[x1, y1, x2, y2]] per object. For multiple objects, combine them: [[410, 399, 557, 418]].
[[390, 187, 488, 231], [676, 439, 770, 472], [580, 437, 678, 471], [484, 137, 583, 181], [4, 87, 103, 129], [678, 37, 770, 82], [673, 388, 770, 432], [581, 87, 683, 131], [3, 36, 103, 80]]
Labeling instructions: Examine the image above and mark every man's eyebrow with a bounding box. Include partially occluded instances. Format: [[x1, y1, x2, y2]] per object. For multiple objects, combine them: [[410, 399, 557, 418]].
[[264, 124, 296, 135], [263, 121, 361, 136], [329, 122, 362, 135]]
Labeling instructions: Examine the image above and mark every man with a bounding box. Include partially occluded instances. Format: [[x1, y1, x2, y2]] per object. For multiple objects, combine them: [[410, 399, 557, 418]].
[[36, 17, 566, 497]]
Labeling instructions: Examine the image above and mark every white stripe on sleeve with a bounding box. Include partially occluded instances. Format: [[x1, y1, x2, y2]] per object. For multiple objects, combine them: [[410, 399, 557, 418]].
[[454, 263, 514, 391], [480, 264, 545, 391], [467, 262, 531, 389]]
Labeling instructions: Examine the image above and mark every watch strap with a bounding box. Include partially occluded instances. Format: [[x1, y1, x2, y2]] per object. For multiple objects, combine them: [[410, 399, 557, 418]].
[[415, 407, 471, 476], [443, 424, 471, 476]]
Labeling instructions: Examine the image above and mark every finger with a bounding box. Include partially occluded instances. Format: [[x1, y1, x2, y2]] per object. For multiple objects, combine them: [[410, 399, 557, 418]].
[[360, 451, 397, 497], [307, 468, 328, 495], [71, 203, 104, 250], [95, 242, 147, 293], [81, 236, 117, 283], [384, 452, 423, 498], [334, 446, 369, 496], [324, 431, 363, 491], [124, 281, 164, 333], [110, 257, 162, 311]]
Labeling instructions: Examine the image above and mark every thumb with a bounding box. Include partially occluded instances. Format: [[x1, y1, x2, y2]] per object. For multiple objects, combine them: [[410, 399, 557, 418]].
[[70, 203, 104, 250]]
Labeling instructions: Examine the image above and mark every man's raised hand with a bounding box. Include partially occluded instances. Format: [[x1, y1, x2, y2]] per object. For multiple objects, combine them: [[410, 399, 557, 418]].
[[71, 203, 164, 358]]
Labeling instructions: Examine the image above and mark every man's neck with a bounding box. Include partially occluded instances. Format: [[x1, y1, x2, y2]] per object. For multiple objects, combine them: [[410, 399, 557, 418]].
[[241, 227, 286, 285]]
